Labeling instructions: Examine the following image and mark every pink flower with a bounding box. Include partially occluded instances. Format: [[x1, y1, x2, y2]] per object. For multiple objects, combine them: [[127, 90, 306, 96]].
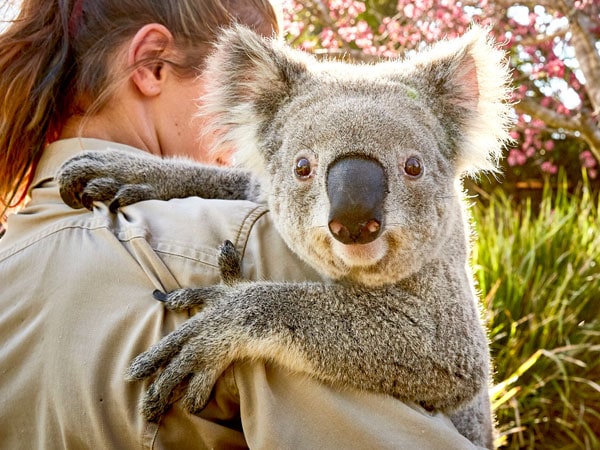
[[556, 103, 571, 115], [546, 59, 565, 78], [530, 119, 545, 129], [541, 161, 558, 174], [320, 28, 338, 49], [507, 149, 527, 166], [580, 150, 598, 168]]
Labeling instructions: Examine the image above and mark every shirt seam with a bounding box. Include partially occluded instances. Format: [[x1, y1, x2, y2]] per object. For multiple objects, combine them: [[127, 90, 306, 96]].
[[234, 205, 269, 262], [0, 220, 108, 263], [1, 220, 233, 267], [152, 247, 219, 267]]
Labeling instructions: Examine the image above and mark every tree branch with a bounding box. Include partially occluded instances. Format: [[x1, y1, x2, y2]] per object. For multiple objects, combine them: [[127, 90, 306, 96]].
[[566, 9, 600, 114], [516, 98, 600, 161], [516, 98, 579, 129]]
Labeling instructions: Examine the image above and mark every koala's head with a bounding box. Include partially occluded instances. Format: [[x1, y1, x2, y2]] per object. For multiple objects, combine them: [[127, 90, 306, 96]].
[[200, 25, 512, 286]]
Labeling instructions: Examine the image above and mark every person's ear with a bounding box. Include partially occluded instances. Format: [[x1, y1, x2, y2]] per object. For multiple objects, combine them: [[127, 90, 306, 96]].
[[128, 23, 175, 97]]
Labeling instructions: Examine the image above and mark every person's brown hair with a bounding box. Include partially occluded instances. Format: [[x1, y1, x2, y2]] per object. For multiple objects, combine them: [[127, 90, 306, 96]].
[[0, 0, 278, 211]]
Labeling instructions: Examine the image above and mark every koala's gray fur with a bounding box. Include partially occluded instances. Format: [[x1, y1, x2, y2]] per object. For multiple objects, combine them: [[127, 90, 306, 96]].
[[58, 24, 512, 448]]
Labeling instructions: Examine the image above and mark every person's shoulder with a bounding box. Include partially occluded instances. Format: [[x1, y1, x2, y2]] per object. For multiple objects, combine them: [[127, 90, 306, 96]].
[[116, 197, 270, 264], [121, 197, 323, 284]]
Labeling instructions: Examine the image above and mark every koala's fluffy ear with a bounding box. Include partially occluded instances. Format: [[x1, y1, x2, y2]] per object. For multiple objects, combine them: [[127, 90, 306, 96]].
[[199, 25, 311, 177], [403, 26, 513, 176]]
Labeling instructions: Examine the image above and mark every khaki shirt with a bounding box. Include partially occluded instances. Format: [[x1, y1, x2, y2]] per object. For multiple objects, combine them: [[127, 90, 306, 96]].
[[0, 138, 483, 449]]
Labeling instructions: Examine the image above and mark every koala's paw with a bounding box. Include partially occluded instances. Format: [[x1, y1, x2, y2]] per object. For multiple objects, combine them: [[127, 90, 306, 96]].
[[141, 356, 221, 422], [57, 152, 114, 209], [65, 176, 157, 211], [79, 179, 159, 211], [218, 240, 242, 285], [107, 184, 158, 212], [126, 319, 197, 382], [126, 311, 231, 421], [57, 150, 160, 210], [154, 286, 228, 311], [80, 177, 121, 210]]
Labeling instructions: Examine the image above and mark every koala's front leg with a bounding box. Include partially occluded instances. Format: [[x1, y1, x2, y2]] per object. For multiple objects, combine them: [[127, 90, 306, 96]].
[[57, 149, 260, 210], [128, 284, 309, 421], [128, 279, 488, 422]]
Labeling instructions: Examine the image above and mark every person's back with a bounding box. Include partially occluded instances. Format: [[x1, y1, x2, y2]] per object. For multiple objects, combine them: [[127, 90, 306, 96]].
[[0, 138, 323, 448], [0, 2, 286, 443]]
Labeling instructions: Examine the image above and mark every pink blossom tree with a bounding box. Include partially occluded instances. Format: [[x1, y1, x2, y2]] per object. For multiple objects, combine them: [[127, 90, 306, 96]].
[[283, 0, 600, 181]]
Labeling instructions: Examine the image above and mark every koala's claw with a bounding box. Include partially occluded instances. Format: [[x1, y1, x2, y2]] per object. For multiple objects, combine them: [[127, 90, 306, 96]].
[[108, 184, 159, 212], [126, 318, 200, 381], [140, 368, 185, 422], [143, 345, 219, 421], [58, 176, 86, 209], [139, 359, 216, 421], [153, 290, 168, 302], [56, 152, 113, 209], [79, 177, 120, 210], [140, 385, 171, 423], [153, 286, 228, 311], [218, 240, 242, 285]]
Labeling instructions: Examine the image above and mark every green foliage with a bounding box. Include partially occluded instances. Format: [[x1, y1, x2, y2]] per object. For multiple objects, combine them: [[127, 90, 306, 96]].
[[472, 174, 600, 449]]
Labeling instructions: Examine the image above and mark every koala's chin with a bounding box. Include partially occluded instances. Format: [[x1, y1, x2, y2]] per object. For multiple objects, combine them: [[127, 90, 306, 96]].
[[332, 239, 388, 268]]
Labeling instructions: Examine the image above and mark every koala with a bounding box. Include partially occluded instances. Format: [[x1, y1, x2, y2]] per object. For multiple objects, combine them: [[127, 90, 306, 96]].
[[57, 24, 511, 448]]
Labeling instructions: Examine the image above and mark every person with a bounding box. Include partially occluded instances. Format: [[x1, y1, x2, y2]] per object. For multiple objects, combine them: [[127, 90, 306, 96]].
[[0, 0, 487, 448]]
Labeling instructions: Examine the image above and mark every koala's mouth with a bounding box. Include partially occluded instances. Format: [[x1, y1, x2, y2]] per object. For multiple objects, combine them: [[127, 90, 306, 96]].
[[332, 238, 387, 268]]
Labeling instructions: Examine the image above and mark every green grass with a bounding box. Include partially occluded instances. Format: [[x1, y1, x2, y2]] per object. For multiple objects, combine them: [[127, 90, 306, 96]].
[[471, 174, 600, 449]]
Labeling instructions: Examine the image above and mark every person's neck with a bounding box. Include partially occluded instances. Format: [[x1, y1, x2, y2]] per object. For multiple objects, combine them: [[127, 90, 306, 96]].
[[59, 109, 161, 157]]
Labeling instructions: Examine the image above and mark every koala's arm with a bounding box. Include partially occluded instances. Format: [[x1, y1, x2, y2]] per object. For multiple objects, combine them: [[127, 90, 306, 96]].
[[451, 389, 495, 449], [128, 263, 489, 423], [56, 149, 261, 210]]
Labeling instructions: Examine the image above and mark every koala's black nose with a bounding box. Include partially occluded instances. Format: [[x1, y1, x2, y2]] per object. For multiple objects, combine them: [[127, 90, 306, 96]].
[[326, 156, 387, 245]]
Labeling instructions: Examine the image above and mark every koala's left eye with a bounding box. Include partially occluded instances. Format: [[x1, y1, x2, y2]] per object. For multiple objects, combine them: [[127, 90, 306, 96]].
[[294, 153, 317, 180], [404, 157, 423, 178], [295, 158, 311, 177]]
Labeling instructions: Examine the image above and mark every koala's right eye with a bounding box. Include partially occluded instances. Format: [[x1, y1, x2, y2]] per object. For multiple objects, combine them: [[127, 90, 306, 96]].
[[294, 153, 317, 180], [404, 156, 424, 178]]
